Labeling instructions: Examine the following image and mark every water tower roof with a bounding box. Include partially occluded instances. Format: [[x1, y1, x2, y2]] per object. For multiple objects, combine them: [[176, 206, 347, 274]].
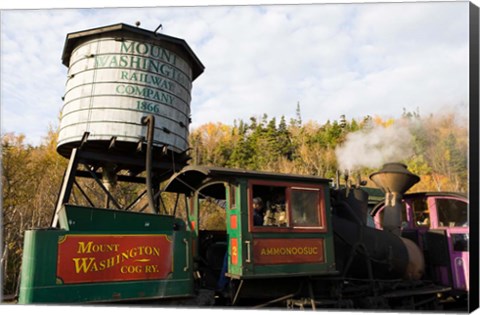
[[61, 22, 205, 80]]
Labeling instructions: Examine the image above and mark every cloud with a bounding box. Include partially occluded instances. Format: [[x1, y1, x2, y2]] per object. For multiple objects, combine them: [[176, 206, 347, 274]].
[[1, 2, 470, 146]]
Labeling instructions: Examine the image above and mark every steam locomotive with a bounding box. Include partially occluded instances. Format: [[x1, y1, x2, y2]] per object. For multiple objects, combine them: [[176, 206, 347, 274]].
[[18, 161, 469, 310], [17, 23, 470, 310]]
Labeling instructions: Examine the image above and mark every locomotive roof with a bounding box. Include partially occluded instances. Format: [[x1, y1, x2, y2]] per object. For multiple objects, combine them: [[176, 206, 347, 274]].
[[369, 191, 468, 217], [404, 191, 468, 199], [164, 165, 331, 194], [61, 22, 205, 80], [370, 191, 468, 206]]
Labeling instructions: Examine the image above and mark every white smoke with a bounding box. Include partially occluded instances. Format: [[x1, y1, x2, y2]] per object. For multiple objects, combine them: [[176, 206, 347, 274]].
[[335, 119, 415, 171]]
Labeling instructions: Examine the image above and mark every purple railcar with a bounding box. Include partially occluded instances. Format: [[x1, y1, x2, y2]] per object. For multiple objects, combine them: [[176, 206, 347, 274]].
[[371, 191, 469, 299]]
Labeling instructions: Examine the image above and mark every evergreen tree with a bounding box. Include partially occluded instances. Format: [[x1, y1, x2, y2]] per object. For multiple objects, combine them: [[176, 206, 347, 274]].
[[277, 115, 294, 159]]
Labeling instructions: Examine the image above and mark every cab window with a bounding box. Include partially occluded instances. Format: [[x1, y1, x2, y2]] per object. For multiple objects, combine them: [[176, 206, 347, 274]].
[[412, 197, 430, 227], [228, 183, 237, 210], [291, 188, 321, 227], [251, 184, 287, 227], [436, 198, 468, 227], [250, 182, 325, 231]]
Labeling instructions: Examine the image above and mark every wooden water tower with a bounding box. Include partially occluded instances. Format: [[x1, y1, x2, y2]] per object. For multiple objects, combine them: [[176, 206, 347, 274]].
[[51, 23, 204, 226]]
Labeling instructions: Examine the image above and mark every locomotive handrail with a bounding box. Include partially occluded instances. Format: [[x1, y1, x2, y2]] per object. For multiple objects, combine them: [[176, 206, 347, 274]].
[[245, 240, 251, 263], [183, 238, 190, 272]]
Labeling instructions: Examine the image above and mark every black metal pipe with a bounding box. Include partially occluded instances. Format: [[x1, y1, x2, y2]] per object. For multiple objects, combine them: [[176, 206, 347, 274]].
[[142, 115, 157, 214], [382, 192, 403, 236]]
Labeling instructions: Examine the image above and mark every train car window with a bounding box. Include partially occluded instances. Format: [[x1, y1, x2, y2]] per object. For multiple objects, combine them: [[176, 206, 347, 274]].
[[451, 233, 469, 252], [436, 198, 468, 227], [250, 182, 326, 231], [291, 188, 321, 227], [251, 184, 287, 227], [412, 197, 430, 227], [228, 183, 237, 210]]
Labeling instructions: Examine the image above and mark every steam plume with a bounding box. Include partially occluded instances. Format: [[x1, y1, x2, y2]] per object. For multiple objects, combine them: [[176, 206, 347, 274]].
[[335, 119, 415, 171]]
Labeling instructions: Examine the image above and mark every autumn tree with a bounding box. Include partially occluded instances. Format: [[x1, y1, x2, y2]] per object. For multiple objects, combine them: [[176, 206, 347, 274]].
[[2, 129, 67, 297], [409, 113, 468, 192], [2, 133, 33, 297], [189, 122, 234, 167]]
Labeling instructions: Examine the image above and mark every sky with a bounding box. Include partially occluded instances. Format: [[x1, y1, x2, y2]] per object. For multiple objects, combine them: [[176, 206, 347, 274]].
[[0, 0, 474, 146]]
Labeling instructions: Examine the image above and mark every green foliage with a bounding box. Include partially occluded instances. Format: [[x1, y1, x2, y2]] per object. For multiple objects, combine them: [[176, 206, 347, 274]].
[[188, 109, 468, 194], [209, 114, 297, 171]]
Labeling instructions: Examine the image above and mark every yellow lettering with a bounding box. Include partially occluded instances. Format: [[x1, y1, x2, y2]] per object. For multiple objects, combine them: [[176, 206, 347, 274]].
[[72, 257, 96, 273], [145, 265, 160, 273], [76, 241, 120, 254], [77, 241, 93, 254], [260, 246, 319, 256], [121, 265, 143, 273], [129, 247, 138, 258], [89, 261, 99, 272]]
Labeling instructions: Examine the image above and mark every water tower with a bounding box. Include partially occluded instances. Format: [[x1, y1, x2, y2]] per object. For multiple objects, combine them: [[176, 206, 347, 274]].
[[51, 23, 204, 226]]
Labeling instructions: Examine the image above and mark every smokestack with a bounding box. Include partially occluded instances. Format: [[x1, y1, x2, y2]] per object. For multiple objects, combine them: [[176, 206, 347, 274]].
[[369, 163, 419, 235]]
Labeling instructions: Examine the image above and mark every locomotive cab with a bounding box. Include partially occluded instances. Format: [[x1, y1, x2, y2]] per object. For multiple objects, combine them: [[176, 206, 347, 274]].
[[164, 165, 338, 304]]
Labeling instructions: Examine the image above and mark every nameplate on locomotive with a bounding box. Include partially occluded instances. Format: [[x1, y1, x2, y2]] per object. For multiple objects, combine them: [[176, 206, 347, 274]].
[[56, 234, 173, 284], [253, 238, 324, 265]]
